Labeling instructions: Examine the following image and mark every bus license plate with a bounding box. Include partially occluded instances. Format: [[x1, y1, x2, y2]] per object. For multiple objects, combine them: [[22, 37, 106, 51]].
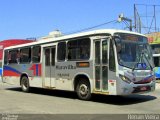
[[140, 86, 147, 91]]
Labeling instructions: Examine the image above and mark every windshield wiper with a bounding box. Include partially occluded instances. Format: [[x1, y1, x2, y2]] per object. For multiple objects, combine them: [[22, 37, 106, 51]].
[[132, 52, 153, 72], [143, 52, 153, 70]]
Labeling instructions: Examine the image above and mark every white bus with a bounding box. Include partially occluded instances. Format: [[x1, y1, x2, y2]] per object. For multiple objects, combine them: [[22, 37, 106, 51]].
[[2, 29, 156, 100]]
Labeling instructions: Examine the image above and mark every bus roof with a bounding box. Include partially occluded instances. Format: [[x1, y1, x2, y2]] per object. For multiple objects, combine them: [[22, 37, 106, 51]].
[[4, 29, 146, 50]]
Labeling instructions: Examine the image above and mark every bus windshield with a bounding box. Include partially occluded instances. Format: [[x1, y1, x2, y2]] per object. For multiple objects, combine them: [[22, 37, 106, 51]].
[[115, 33, 153, 70]]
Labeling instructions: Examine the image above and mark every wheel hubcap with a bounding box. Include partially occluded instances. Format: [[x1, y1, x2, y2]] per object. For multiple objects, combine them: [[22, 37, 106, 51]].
[[79, 84, 88, 96]]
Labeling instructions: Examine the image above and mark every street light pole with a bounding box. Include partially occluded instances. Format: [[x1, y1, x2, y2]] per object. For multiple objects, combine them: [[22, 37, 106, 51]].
[[118, 13, 132, 31]]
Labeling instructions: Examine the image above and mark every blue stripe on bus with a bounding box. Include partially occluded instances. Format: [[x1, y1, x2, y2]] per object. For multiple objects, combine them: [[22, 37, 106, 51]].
[[3, 66, 21, 74]]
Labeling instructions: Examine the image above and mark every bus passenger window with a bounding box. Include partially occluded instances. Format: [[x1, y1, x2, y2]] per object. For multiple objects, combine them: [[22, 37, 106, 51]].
[[6, 51, 11, 64], [80, 40, 90, 60], [67, 38, 90, 61], [16, 50, 21, 63], [32, 46, 41, 63], [7, 51, 11, 63], [4, 50, 8, 64], [57, 42, 66, 61], [7, 50, 18, 64], [20, 48, 31, 63]]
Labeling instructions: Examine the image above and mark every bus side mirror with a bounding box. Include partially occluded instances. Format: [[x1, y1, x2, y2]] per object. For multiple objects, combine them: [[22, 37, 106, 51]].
[[113, 35, 122, 45]]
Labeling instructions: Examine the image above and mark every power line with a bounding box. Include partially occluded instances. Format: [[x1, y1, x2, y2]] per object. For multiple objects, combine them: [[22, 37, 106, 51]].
[[65, 20, 117, 35], [134, 4, 160, 33]]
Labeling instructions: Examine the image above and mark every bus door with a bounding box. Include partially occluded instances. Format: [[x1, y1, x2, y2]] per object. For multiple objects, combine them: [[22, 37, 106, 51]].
[[94, 39, 108, 92], [43, 46, 56, 88]]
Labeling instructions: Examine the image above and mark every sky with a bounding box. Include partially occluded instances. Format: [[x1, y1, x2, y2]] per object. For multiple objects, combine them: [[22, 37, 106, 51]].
[[0, 0, 160, 40]]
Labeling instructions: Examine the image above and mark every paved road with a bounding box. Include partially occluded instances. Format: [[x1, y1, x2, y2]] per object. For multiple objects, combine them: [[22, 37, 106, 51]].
[[0, 82, 160, 114], [0, 81, 160, 120]]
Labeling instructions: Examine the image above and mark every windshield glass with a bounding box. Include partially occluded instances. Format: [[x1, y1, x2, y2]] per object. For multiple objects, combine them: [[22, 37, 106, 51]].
[[115, 33, 153, 70]]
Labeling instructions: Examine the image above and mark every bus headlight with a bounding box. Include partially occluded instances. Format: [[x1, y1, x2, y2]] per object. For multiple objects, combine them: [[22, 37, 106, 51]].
[[119, 74, 131, 84]]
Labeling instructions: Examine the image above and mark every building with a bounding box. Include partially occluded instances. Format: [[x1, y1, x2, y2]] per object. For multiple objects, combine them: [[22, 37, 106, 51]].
[[146, 32, 160, 44], [40, 30, 62, 40]]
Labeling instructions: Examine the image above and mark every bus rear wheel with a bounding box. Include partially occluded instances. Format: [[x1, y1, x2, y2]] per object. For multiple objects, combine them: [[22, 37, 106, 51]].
[[21, 76, 30, 92], [76, 80, 91, 100]]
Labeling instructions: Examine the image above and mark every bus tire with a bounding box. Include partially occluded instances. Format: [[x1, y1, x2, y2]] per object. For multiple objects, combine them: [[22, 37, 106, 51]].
[[76, 80, 91, 100], [21, 76, 30, 92]]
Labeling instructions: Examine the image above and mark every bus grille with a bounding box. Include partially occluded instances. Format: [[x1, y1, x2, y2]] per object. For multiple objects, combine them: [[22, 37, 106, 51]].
[[134, 80, 151, 84], [132, 86, 151, 93], [133, 76, 153, 84]]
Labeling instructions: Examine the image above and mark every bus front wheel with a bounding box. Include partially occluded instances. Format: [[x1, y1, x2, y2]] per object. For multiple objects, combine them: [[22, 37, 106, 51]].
[[21, 76, 30, 92], [76, 80, 91, 100]]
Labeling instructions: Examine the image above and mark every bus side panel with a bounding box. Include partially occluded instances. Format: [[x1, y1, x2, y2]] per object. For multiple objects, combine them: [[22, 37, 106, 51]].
[[55, 61, 93, 91], [3, 65, 22, 86], [3, 76, 20, 86], [108, 70, 118, 95], [28, 77, 43, 88], [3, 63, 43, 88]]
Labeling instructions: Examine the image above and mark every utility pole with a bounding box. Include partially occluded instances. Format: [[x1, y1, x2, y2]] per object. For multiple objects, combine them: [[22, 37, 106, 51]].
[[118, 13, 132, 31], [154, 5, 157, 32], [134, 4, 137, 32]]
